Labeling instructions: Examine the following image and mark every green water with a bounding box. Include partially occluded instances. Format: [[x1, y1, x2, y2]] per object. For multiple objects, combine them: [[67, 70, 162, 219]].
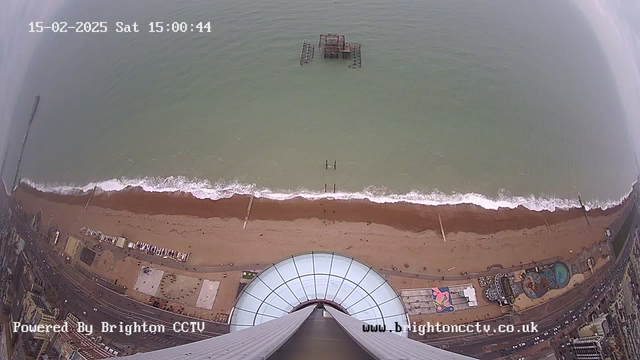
[[5, 0, 638, 207]]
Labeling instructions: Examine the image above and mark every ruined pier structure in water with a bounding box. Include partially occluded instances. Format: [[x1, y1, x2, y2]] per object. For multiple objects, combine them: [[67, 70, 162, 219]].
[[319, 34, 362, 68], [299, 34, 362, 68]]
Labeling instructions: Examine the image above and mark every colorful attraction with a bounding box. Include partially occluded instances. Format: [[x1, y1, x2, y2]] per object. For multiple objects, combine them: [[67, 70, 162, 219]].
[[523, 263, 571, 299], [432, 287, 455, 313], [554, 263, 570, 287]]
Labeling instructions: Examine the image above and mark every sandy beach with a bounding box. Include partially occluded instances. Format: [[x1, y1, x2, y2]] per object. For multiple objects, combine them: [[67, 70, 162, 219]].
[[13, 184, 631, 275]]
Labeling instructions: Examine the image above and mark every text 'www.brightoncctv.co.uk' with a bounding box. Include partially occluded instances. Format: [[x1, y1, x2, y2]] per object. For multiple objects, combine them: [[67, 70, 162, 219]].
[[363, 322, 539, 336]]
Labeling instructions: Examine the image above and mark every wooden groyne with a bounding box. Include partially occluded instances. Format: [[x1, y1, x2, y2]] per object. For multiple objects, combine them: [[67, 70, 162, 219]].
[[11, 95, 40, 192], [577, 194, 591, 230]]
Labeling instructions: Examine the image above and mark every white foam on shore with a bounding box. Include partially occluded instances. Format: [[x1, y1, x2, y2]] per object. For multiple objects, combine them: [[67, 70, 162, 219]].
[[19, 177, 635, 212]]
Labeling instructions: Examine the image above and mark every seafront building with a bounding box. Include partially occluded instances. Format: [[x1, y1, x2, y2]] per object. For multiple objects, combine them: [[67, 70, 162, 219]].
[[578, 314, 609, 337], [557, 211, 640, 360], [568, 336, 605, 360], [22, 292, 55, 335], [21, 291, 55, 358], [47, 315, 116, 360]]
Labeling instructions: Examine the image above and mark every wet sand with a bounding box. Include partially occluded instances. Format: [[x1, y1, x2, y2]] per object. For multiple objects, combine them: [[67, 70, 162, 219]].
[[15, 184, 624, 234]]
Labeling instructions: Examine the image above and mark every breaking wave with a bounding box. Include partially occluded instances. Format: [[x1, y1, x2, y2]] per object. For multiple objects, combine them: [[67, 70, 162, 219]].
[[19, 176, 634, 212]]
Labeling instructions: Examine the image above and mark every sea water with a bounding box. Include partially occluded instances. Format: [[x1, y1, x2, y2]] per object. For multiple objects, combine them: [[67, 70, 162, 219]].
[[5, 0, 638, 211]]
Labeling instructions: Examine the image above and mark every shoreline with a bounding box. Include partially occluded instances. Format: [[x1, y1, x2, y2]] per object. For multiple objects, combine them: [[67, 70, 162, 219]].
[[21, 177, 635, 212], [14, 182, 633, 234]]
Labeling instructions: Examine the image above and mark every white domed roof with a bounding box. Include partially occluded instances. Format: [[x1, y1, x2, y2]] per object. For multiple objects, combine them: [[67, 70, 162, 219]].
[[230, 252, 409, 336]]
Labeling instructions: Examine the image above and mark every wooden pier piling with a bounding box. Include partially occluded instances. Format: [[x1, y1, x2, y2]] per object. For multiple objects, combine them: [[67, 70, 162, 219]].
[[348, 43, 362, 68], [334, 160, 336, 170], [333, 184, 336, 193], [299, 40, 314, 65]]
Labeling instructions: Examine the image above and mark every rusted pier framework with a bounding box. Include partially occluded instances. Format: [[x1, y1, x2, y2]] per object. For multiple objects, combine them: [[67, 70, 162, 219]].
[[316, 34, 362, 68]]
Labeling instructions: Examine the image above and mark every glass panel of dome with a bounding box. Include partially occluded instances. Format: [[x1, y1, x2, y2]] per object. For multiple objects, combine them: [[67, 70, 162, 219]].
[[345, 296, 377, 314], [273, 282, 301, 307], [230, 253, 409, 338], [351, 303, 382, 319], [300, 274, 316, 299], [359, 270, 386, 293], [324, 275, 342, 300], [347, 294, 378, 312], [313, 253, 333, 274], [230, 324, 250, 332], [370, 283, 398, 303], [229, 308, 257, 326], [293, 253, 314, 276], [341, 286, 369, 309], [244, 276, 272, 299], [350, 298, 382, 319], [377, 297, 405, 316], [274, 257, 298, 281], [235, 291, 262, 313], [384, 314, 409, 326], [329, 255, 352, 278], [314, 274, 330, 299], [258, 302, 287, 318], [264, 291, 294, 312], [254, 313, 277, 325], [344, 260, 370, 284], [257, 266, 285, 290], [383, 314, 409, 335], [362, 317, 384, 326], [333, 278, 357, 304], [285, 278, 308, 303]]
